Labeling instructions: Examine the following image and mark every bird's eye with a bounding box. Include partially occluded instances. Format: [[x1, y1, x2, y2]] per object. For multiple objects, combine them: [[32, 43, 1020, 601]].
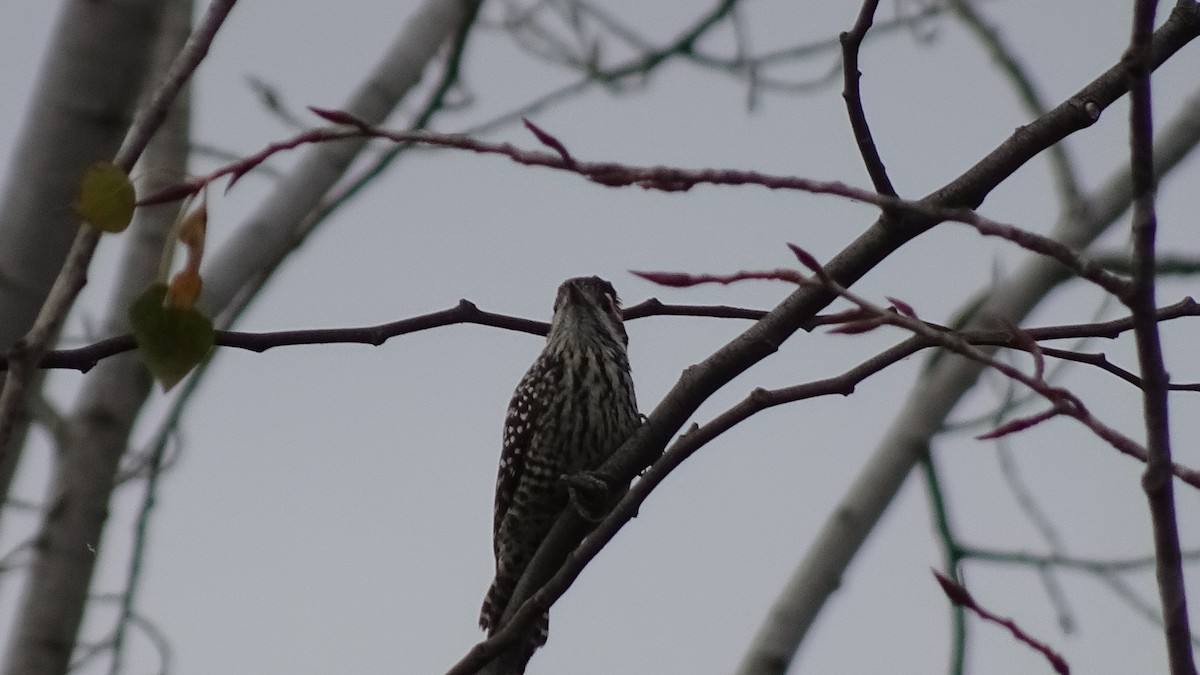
[[601, 283, 620, 308], [603, 291, 620, 314]]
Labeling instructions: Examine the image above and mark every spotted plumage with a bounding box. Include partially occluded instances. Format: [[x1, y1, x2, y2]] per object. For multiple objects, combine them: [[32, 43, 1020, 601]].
[[480, 276, 640, 672]]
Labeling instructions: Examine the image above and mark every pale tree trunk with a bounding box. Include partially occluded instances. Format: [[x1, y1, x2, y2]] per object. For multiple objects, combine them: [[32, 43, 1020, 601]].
[[0, 1, 189, 672], [1, 1, 484, 673], [0, 0, 166, 523]]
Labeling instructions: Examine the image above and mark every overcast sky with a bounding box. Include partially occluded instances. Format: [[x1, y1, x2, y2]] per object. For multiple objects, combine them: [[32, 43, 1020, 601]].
[[2, 1, 1199, 674]]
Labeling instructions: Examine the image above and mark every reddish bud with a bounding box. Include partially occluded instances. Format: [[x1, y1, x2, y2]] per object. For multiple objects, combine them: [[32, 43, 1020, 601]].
[[787, 243, 822, 274], [886, 296, 917, 318], [309, 106, 370, 129], [933, 571, 974, 607], [630, 271, 701, 287], [523, 118, 575, 166]]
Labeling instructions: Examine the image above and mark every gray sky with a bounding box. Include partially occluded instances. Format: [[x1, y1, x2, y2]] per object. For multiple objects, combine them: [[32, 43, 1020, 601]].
[[2, 1, 1199, 673]]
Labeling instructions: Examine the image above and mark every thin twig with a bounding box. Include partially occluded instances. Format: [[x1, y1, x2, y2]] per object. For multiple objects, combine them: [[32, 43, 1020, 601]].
[[452, 12, 1200, 672], [933, 571, 1069, 674], [789, 247, 1200, 486], [841, 0, 897, 197], [921, 454, 969, 675], [966, 547, 1200, 573], [144, 114, 1135, 300]]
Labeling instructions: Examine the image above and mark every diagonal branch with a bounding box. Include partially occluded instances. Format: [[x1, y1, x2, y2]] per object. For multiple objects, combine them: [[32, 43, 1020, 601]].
[[735, 5, 1200, 671], [455, 9, 1200, 672], [451, 293, 1200, 674], [792, 248, 1198, 485], [933, 571, 1069, 674]]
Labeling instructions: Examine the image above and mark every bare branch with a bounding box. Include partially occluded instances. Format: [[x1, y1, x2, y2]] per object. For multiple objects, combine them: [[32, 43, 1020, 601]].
[[7, 300, 785, 373], [1038, 346, 1200, 392], [15, 294, 1200, 388], [737, 10, 1200, 668], [949, 212, 1131, 299], [142, 112, 1141, 304], [841, 0, 897, 197], [449, 290, 1200, 672], [1124, 1, 1196, 671], [794, 248, 1200, 487]]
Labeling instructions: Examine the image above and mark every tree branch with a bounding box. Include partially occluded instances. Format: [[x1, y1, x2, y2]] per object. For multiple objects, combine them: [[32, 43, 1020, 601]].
[[736, 8, 1200, 669], [6, 300, 779, 373], [841, 0, 897, 197], [446, 10, 1200, 672], [450, 288, 1200, 672], [1124, 1, 1195, 671], [933, 571, 1069, 674]]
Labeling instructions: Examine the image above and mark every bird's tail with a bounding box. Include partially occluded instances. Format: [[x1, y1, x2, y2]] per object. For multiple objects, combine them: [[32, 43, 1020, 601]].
[[512, 613, 548, 674], [479, 576, 510, 633], [480, 580, 549, 674]]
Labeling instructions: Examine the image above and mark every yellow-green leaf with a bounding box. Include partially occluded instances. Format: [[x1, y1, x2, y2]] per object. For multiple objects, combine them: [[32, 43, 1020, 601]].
[[130, 283, 214, 391], [77, 161, 135, 233]]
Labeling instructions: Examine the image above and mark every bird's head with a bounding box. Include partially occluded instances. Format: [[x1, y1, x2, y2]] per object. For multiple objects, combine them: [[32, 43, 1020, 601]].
[[548, 276, 628, 348]]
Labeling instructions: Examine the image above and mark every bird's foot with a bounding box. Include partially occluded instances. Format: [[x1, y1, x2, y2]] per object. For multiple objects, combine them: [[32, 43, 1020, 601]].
[[563, 471, 617, 522]]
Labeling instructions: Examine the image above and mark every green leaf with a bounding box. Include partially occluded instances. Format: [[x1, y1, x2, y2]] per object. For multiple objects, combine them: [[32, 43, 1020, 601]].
[[130, 283, 214, 391], [77, 161, 135, 233]]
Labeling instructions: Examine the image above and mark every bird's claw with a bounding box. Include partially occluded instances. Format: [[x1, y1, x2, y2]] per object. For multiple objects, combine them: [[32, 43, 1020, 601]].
[[563, 471, 615, 522]]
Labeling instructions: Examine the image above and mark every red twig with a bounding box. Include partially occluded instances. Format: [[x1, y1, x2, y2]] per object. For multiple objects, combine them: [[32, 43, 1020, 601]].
[[131, 113, 1130, 302], [933, 571, 1070, 674], [522, 118, 576, 168], [630, 269, 810, 287], [976, 405, 1064, 441], [785, 244, 1200, 489]]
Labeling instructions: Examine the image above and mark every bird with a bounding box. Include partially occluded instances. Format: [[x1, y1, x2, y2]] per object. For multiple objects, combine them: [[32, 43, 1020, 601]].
[[479, 276, 640, 673]]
